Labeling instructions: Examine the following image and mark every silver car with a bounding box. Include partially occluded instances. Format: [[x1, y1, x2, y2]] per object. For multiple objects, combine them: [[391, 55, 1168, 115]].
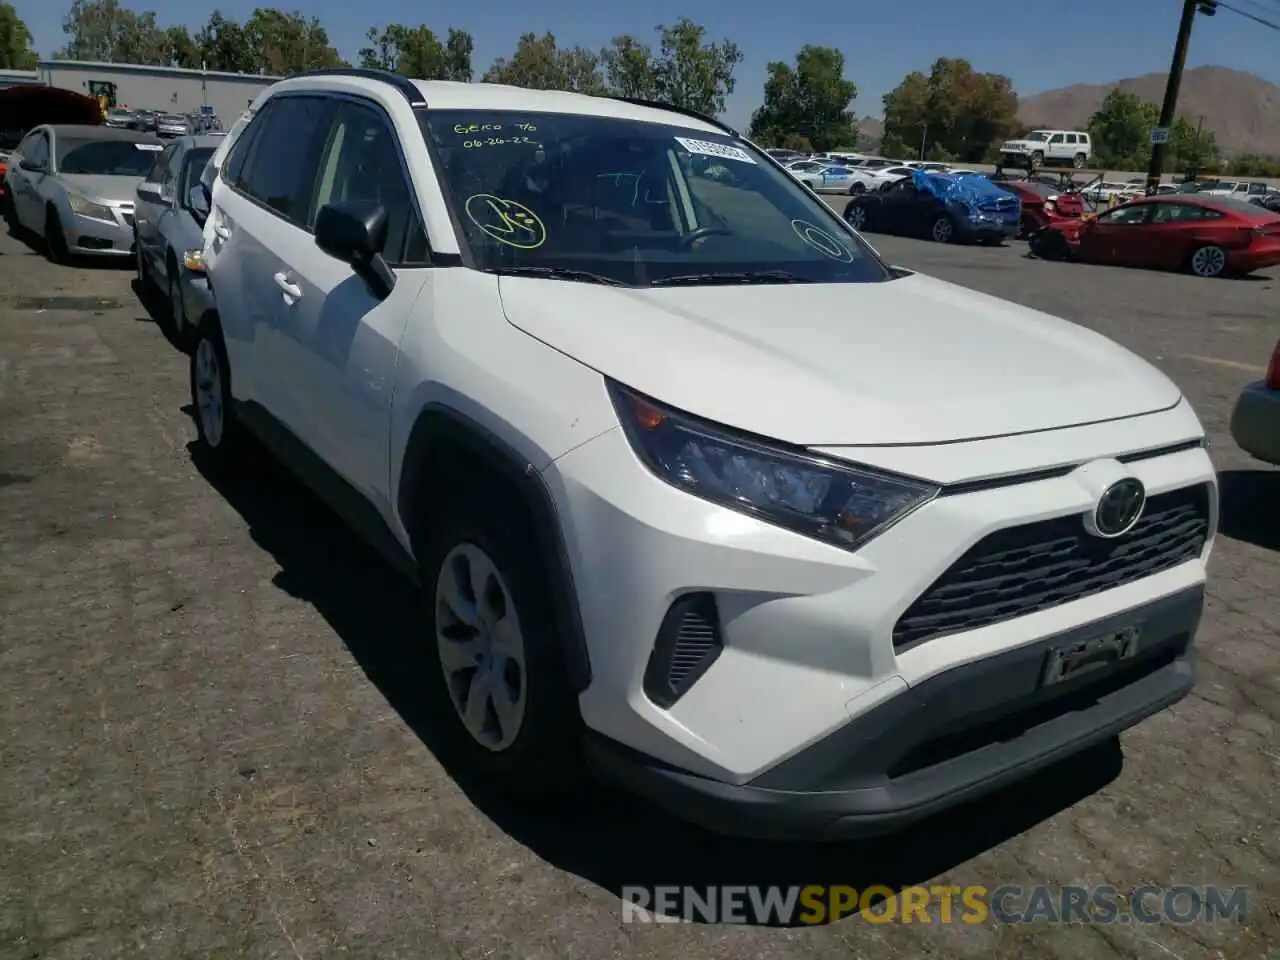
[[156, 113, 193, 138], [3, 124, 164, 262], [134, 134, 225, 345]]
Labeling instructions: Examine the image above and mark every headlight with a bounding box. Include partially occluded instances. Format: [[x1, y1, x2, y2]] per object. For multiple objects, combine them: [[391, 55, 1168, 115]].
[[67, 193, 115, 221], [608, 381, 938, 551]]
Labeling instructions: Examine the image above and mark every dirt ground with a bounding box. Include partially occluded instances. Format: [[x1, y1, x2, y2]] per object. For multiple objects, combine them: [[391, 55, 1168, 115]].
[[0, 219, 1277, 959]]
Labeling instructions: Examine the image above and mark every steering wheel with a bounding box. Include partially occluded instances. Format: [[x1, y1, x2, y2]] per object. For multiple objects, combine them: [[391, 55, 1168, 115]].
[[679, 225, 732, 248]]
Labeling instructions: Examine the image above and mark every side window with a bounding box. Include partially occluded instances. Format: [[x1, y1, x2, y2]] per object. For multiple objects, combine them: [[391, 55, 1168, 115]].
[[1098, 204, 1150, 225], [25, 134, 49, 167], [147, 144, 176, 184], [309, 99, 428, 263], [237, 96, 334, 226], [1049, 134, 1065, 144], [223, 105, 269, 189]]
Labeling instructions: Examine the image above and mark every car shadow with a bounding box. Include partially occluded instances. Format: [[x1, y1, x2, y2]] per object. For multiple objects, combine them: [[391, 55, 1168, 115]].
[[186, 427, 1127, 926], [4, 220, 134, 269], [131, 276, 186, 352], [1217, 468, 1280, 551]]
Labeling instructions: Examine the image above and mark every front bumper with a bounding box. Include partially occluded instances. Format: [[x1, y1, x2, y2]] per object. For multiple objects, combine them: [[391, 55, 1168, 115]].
[[960, 218, 1019, 241], [1229, 380, 1280, 465], [587, 585, 1200, 840], [65, 208, 135, 256]]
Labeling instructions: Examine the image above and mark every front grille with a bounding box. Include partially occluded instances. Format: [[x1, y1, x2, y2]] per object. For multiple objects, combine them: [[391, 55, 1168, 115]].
[[893, 483, 1211, 650]]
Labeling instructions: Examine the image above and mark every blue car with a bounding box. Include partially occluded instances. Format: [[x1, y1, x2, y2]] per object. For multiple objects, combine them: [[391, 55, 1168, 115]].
[[844, 169, 1022, 244]]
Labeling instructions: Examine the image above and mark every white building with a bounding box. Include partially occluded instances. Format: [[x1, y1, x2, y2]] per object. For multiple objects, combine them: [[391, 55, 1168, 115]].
[[36, 60, 282, 124]]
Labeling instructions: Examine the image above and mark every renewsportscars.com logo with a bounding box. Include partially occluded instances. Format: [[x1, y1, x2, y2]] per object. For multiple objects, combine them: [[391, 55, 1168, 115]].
[[620, 884, 1251, 926]]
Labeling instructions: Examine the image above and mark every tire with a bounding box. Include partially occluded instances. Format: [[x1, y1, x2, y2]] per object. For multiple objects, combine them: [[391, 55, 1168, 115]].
[[1030, 229, 1068, 261], [848, 181, 865, 195], [167, 252, 190, 348], [135, 236, 154, 293], [1187, 244, 1228, 278], [189, 313, 245, 466], [930, 215, 955, 243], [1031, 151, 1044, 168], [1073, 153, 1086, 169], [2, 191, 16, 231], [419, 505, 582, 799], [44, 205, 69, 264], [846, 204, 869, 231]]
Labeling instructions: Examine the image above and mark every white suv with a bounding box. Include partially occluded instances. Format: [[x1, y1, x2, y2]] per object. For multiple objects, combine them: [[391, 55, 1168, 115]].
[[193, 69, 1217, 840], [1000, 130, 1092, 169]]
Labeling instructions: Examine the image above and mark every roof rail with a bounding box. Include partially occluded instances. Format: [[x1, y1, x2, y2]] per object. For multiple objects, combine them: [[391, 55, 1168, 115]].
[[609, 96, 738, 137], [288, 68, 427, 107]]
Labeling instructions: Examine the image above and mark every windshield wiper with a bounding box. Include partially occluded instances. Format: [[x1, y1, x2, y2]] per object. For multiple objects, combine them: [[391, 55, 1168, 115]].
[[491, 266, 624, 286], [650, 270, 814, 287]]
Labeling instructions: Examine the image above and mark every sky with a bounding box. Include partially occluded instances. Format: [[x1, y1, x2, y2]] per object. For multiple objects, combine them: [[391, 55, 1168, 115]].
[[22, 0, 1280, 128]]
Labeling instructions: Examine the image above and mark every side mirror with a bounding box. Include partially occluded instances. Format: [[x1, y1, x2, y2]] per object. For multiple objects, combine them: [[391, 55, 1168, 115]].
[[315, 200, 396, 299], [18, 158, 45, 173], [137, 182, 164, 204]]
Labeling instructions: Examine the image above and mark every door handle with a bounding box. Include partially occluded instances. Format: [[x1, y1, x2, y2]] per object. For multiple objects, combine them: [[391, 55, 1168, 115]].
[[213, 223, 231, 239], [273, 272, 302, 299]]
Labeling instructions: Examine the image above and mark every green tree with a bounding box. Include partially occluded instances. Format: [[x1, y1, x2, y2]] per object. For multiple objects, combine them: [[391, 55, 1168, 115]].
[[483, 32, 605, 93], [165, 25, 200, 68], [0, 2, 38, 69], [57, 0, 169, 64], [882, 58, 1018, 162], [195, 11, 256, 73], [244, 8, 344, 74], [1086, 88, 1159, 169], [1168, 116, 1219, 175], [358, 24, 472, 80], [600, 35, 658, 99], [650, 18, 741, 116], [748, 45, 857, 152], [1228, 153, 1280, 177]]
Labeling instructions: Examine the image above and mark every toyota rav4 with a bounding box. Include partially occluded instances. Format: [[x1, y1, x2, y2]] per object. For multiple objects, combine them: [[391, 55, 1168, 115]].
[[192, 69, 1217, 840]]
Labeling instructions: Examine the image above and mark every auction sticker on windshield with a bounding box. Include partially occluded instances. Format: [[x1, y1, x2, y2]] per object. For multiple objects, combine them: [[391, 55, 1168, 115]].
[[134, 143, 163, 151], [675, 137, 756, 165]]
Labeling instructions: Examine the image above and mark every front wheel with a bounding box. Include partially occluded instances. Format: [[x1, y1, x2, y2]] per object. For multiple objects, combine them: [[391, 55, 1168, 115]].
[[930, 215, 955, 243], [846, 204, 869, 231], [44, 206, 69, 264], [848, 181, 865, 195], [1031, 151, 1045, 168], [1188, 244, 1228, 278], [420, 507, 582, 798], [1073, 153, 1086, 169]]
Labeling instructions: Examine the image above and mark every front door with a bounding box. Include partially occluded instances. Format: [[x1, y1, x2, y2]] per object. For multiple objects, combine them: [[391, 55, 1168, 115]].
[[134, 142, 178, 270], [11, 131, 49, 227], [1076, 203, 1154, 264], [269, 97, 431, 505]]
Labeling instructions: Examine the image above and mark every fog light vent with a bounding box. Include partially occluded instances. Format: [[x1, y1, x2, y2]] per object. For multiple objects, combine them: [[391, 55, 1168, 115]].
[[643, 592, 723, 708]]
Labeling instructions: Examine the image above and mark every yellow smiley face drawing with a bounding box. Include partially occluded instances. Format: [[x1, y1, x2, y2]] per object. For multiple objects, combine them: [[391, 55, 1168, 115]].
[[465, 194, 547, 249]]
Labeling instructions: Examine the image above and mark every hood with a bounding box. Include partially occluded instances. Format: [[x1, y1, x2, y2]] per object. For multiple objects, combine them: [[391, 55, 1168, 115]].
[[498, 273, 1181, 446], [58, 174, 145, 204]]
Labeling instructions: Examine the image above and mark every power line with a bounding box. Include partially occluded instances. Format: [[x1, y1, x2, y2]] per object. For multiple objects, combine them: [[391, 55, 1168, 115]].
[[1216, 0, 1280, 30]]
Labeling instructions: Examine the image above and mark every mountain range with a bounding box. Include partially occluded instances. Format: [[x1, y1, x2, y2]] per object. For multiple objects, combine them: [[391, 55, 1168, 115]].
[[853, 66, 1279, 156]]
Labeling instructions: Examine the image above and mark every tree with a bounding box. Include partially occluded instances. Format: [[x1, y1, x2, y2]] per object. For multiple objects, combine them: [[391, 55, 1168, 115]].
[[360, 25, 473, 81], [1168, 116, 1220, 176], [195, 11, 255, 73], [649, 19, 741, 116], [483, 32, 605, 93], [748, 45, 857, 152], [1087, 88, 1159, 169], [165, 25, 200, 69], [881, 58, 1018, 162], [0, 2, 38, 69], [600, 35, 658, 100], [57, 0, 169, 64], [244, 8, 343, 74]]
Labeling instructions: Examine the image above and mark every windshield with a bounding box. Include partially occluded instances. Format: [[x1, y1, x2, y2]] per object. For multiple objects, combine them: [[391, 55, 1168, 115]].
[[419, 110, 889, 286], [57, 137, 161, 175], [1025, 132, 1051, 142]]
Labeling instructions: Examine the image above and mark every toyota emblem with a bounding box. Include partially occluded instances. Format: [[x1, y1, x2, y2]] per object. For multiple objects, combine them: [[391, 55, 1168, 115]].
[[1092, 478, 1146, 538]]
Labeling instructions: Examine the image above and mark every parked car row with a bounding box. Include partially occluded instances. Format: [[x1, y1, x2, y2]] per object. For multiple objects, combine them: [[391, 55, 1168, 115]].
[[105, 106, 222, 136]]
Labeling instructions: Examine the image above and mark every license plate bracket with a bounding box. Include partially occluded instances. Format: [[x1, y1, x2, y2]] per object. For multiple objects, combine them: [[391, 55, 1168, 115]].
[[1041, 626, 1140, 687]]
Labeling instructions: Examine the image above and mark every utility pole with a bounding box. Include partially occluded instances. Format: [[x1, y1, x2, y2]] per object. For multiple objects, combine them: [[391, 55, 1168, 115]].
[[1147, 0, 1217, 195]]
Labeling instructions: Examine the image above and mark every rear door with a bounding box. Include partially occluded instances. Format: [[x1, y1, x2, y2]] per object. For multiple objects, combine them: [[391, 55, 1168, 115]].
[[1143, 202, 1224, 269], [1076, 202, 1155, 264], [213, 95, 335, 433]]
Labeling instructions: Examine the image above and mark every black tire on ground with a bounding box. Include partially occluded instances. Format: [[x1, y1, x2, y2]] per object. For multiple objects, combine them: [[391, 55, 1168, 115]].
[[1073, 153, 1086, 169], [189, 313, 245, 468], [418, 503, 583, 800], [44, 206, 69, 264], [1031, 151, 1044, 168], [1029, 229, 1069, 260], [166, 252, 190, 348], [848, 182, 865, 195], [930, 215, 955, 243]]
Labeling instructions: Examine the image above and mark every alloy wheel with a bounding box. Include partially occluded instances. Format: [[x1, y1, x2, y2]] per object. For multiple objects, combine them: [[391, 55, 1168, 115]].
[[434, 543, 528, 751], [193, 338, 224, 447], [848, 206, 868, 230], [1190, 245, 1226, 277]]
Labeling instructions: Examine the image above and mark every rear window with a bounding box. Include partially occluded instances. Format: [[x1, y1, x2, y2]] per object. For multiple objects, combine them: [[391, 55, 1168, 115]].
[[56, 137, 163, 175], [1203, 197, 1277, 218]]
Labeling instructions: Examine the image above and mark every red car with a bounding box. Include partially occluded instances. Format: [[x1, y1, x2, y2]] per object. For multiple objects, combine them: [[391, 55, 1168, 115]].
[[997, 179, 1086, 237], [1029, 195, 1280, 277]]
